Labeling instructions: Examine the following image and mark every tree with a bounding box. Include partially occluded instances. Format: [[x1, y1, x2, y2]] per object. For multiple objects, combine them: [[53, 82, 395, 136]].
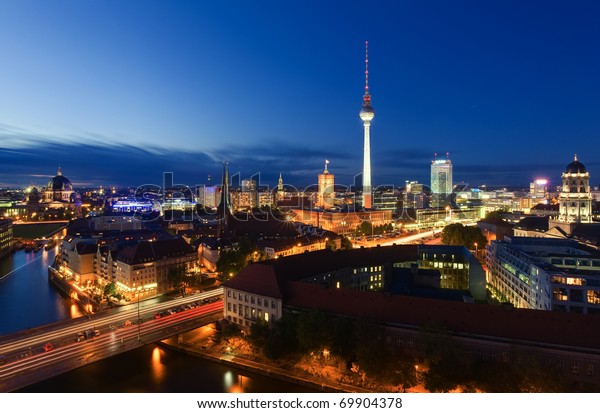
[[263, 313, 299, 359], [218, 323, 241, 342], [441, 223, 487, 250], [340, 236, 353, 250], [356, 221, 372, 236], [485, 208, 509, 221], [249, 319, 270, 349], [167, 266, 186, 294], [216, 237, 257, 281], [296, 309, 331, 353], [103, 282, 117, 297], [354, 321, 390, 377], [419, 323, 471, 392]]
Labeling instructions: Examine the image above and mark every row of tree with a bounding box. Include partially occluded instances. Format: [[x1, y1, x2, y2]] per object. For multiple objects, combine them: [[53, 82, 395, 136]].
[[242, 310, 419, 391], [227, 310, 589, 392]]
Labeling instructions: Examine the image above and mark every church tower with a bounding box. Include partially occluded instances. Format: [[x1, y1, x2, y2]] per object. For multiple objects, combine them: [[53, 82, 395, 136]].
[[317, 160, 335, 209]]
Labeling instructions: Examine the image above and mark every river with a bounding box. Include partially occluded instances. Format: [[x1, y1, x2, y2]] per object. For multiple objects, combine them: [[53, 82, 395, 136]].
[[0, 248, 311, 393]]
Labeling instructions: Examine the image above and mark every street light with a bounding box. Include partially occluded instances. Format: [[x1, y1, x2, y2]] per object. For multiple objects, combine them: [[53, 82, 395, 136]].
[[137, 291, 141, 342]]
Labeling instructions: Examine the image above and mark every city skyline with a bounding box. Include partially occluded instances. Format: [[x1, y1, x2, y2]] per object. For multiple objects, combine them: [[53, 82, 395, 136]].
[[1, 1, 600, 188]]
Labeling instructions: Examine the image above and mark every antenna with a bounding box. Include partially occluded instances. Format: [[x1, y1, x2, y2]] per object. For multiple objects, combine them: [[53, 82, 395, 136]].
[[362, 41, 371, 106], [365, 41, 369, 95]]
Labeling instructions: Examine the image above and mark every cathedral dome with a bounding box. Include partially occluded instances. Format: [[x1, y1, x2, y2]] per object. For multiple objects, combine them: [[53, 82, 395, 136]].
[[565, 155, 587, 174], [46, 167, 73, 191]]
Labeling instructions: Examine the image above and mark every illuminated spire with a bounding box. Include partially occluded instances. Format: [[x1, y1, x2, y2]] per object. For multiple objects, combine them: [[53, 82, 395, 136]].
[[57, 165, 62, 176], [574, 153, 578, 162], [363, 41, 371, 107], [324, 159, 330, 173], [278, 173, 283, 192]]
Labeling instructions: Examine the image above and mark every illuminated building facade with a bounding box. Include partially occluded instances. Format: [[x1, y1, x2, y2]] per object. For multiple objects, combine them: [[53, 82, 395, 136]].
[[530, 179, 548, 199], [316, 160, 335, 209], [430, 155, 453, 208], [0, 219, 13, 258], [290, 208, 392, 234], [196, 185, 221, 209], [419, 245, 486, 297], [486, 237, 600, 314], [96, 237, 197, 297], [550, 155, 593, 235]]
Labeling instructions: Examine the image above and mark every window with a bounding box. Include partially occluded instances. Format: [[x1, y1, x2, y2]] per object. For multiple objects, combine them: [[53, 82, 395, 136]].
[[571, 362, 579, 374], [233, 304, 237, 312], [250, 296, 255, 304], [227, 291, 231, 298], [264, 299, 269, 307], [233, 292, 237, 299], [271, 301, 276, 309], [245, 294, 248, 303], [587, 364, 594, 376], [227, 302, 231, 311]]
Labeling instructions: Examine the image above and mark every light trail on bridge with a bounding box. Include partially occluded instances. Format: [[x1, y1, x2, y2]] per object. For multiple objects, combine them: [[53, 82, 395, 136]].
[[0, 288, 223, 392]]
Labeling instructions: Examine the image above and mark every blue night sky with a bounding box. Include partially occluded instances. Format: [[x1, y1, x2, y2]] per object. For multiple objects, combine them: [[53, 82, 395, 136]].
[[1, 0, 599, 190]]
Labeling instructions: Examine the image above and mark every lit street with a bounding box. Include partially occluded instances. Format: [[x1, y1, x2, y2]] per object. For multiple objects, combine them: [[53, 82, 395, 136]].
[[0, 289, 223, 392]]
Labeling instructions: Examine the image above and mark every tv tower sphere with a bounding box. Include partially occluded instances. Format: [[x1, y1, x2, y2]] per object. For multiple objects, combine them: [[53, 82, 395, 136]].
[[360, 104, 375, 122]]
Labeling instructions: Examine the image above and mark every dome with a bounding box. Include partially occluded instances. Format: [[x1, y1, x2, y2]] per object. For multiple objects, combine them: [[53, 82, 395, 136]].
[[565, 155, 587, 174], [47, 167, 73, 191]]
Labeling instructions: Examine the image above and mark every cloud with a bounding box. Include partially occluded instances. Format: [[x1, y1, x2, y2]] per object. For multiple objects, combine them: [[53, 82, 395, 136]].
[[1, 126, 593, 189]]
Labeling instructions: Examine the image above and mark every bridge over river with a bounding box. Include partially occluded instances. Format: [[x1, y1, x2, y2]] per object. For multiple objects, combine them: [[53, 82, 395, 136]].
[[0, 288, 223, 392]]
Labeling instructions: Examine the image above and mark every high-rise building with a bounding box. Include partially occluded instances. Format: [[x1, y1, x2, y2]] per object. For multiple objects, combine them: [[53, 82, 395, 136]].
[[359, 41, 374, 209], [316, 160, 335, 209], [196, 185, 220, 209], [530, 179, 548, 199], [430, 154, 453, 208]]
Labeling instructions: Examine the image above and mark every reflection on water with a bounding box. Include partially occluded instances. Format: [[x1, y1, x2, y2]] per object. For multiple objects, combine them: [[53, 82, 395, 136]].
[[151, 346, 164, 384], [226, 372, 252, 393], [0, 249, 75, 335], [20, 344, 314, 393], [70, 303, 83, 318]]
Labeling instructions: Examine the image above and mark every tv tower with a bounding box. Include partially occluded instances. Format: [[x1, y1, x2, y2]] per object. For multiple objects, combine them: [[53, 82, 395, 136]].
[[359, 41, 374, 209]]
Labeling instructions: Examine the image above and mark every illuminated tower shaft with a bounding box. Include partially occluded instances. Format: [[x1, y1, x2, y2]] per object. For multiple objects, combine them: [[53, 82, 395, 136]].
[[359, 41, 374, 209], [362, 119, 372, 209]]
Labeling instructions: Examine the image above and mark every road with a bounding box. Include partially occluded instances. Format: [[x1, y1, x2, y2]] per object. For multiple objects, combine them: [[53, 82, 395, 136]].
[[352, 229, 442, 248], [0, 288, 223, 392]]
